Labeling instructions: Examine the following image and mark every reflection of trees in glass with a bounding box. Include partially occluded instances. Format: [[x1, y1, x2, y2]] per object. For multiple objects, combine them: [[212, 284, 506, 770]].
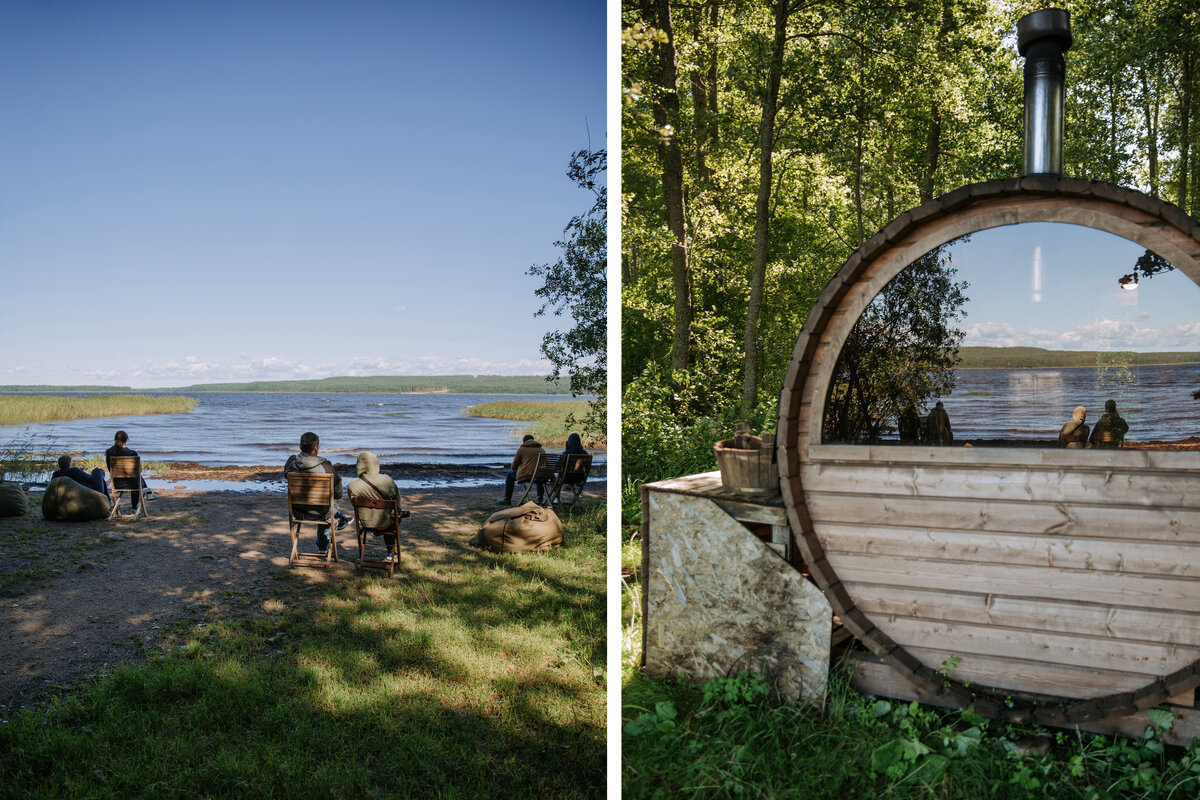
[[823, 239, 969, 443], [1118, 249, 1175, 289]]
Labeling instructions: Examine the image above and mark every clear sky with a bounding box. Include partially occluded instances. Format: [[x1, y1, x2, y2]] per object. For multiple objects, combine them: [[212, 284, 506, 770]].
[[0, 0, 605, 388], [941, 223, 1200, 352]]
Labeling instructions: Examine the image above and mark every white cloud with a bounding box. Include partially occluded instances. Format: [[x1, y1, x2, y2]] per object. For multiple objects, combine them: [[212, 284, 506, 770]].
[[965, 318, 1200, 351]]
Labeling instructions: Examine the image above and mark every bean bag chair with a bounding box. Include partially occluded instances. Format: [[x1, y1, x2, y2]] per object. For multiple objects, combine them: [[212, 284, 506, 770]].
[[42, 476, 111, 522], [475, 502, 563, 553], [0, 482, 27, 518]]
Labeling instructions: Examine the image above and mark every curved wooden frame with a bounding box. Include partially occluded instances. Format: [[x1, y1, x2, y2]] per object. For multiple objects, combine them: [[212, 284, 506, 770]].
[[778, 177, 1200, 725]]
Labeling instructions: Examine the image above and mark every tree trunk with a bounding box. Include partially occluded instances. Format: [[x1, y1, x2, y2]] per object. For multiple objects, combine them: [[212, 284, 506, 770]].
[[741, 0, 789, 409], [1140, 67, 1159, 196], [1179, 52, 1193, 212], [920, 102, 941, 203], [645, 0, 692, 372]]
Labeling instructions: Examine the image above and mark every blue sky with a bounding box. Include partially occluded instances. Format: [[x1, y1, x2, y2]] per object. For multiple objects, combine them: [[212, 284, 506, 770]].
[[943, 223, 1200, 352], [0, 0, 605, 388]]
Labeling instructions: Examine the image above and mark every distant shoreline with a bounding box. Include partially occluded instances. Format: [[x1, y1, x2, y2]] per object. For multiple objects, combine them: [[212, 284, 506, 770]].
[[956, 347, 1200, 371]]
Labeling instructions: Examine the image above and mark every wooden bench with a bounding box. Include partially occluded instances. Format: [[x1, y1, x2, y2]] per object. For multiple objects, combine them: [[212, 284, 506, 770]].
[[549, 453, 593, 512], [517, 452, 562, 505]]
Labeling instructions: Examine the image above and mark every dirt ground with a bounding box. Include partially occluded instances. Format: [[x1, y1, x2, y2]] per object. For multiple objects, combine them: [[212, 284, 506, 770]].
[[0, 463, 605, 719]]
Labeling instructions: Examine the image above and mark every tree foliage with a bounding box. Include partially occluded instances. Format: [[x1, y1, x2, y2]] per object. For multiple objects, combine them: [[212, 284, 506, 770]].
[[622, 0, 1198, 489], [529, 149, 607, 439]]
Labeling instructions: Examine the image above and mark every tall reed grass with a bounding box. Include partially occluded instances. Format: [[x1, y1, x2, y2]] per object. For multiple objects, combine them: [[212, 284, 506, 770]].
[[0, 394, 197, 426], [463, 400, 602, 447]]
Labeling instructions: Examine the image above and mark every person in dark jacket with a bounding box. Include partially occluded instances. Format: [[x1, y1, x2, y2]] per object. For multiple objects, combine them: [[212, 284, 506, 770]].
[[105, 430, 157, 510], [51, 455, 111, 500], [926, 402, 953, 445], [563, 433, 587, 456], [1089, 399, 1129, 448], [497, 435, 546, 505], [284, 431, 349, 554]]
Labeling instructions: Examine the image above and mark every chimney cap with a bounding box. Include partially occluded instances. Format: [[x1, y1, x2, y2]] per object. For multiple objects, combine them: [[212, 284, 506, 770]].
[[1017, 8, 1072, 56]]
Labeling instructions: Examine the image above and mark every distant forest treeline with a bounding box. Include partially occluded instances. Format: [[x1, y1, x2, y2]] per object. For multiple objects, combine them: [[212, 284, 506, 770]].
[[957, 347, 1200, 370], [0, 376, 566, 395]]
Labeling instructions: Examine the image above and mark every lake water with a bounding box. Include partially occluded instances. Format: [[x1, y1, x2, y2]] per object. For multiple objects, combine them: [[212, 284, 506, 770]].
[[924, 363, 1200, 442], [0, 392, 605, 470]]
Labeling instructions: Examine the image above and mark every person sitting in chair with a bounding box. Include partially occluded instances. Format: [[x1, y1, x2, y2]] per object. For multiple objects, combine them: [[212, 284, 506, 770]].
[[1089, 399, 1129, 448], [284, 431, 349, 555], [347, 451, 404, 562], [497, 434, 546, 505], [104, 430, 158, 510], [51, 455, 111, 501]]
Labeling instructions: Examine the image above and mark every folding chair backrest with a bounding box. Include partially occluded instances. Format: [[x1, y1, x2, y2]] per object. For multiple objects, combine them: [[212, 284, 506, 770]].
[[533, 453, 562, 482], [287, 472, 334, 507], [561, 454, 592, 483], [109, 455, 141, 481], [349, 493, 401, 533]]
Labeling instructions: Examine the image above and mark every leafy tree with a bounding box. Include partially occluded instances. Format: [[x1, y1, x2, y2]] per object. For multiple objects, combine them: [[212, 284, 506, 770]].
[[823, 240, 969, 443], [529, 149, 607, 441]]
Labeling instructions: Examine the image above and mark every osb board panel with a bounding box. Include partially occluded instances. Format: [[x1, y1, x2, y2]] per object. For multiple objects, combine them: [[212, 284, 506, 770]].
[[643, 489, 830, 704], [851, 656, 1200, 747]]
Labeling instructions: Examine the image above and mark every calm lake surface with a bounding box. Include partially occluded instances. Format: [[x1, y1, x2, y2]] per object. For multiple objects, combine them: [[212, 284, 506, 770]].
[[930, 363, 1200, 442], [1, 392, 604, 470]]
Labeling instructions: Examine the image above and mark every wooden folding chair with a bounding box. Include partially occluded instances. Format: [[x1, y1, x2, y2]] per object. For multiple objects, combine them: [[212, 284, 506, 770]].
[[349, 492, 409, 577], [107, 455, 150, 519], [286, 472, 339, 568], [549, 454, 593, 512], [517, 452, 562, 505]]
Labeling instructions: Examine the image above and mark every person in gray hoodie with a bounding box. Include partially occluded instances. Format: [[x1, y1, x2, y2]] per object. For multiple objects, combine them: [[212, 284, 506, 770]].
[[284, 431, 349, 554], [347, 451, 403, 560]]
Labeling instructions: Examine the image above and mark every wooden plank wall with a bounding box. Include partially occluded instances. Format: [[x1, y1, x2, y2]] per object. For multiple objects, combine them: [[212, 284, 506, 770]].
[[803, 445, 1200, 701]]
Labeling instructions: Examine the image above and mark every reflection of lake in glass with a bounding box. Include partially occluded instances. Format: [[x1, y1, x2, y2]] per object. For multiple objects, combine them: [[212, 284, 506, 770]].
[[930, 363, 1200, 442]]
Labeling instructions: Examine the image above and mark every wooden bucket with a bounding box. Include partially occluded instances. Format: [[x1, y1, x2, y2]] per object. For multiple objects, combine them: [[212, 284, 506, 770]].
[[714, 426, 778, 495]]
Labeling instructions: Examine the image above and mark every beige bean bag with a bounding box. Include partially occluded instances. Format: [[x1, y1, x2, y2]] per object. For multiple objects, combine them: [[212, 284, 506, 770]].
[[42, 476, 111, 522], [0, 483, 27, 518], [476, 502, 563, 553]]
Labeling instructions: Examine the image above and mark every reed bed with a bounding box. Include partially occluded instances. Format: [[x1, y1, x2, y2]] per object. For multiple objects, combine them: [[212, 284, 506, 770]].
[[463, 400, 601, 447], [0, 395, 197, 426]]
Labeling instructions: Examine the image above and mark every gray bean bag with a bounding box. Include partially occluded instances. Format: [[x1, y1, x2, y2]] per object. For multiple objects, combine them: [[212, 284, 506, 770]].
[[475, 502, 563, 553], [0, 482, 27, 518], [42, 476, 111, 522]]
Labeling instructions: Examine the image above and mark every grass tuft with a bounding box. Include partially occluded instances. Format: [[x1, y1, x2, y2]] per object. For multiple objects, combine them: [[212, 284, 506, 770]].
[[0, 394, 197, 426], [463, 400, 603, 448]]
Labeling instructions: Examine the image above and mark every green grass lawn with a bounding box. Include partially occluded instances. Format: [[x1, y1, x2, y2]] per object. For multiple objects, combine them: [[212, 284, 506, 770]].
[[464, 400, 602, 448], [1, 503, 607, 799]]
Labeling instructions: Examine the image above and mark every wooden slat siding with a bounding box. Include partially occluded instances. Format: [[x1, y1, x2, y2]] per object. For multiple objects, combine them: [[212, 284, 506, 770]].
[[817, 523, 1200, 577], [827, 553, 1200, 614], [903, 645, 1154, 698], [806, 493, 1200, 544], [848, 584, 1200, 648], [812, 443, 1196, 471], [803, 461, 1198, 507], [874, 616, 1200, 677]]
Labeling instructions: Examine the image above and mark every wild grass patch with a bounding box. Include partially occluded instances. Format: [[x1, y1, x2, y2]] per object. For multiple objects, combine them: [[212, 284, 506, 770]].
[[0, 394, 197, 426], [463, 400, 602, 448]]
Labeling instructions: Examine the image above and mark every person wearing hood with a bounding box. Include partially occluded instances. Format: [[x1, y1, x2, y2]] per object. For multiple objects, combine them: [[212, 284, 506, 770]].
[[284, 431, 349, 555], [926, 402, 953, 445], [1090, 399, 1129, 448], [563, 433, 587, 456], [347, 451, 402, 559], [1058, 406, 1090, 448], [498, 434, 546, 505]]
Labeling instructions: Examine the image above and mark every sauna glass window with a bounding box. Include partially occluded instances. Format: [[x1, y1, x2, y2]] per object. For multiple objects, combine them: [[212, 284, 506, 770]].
[[822, 222, 1200, 448]]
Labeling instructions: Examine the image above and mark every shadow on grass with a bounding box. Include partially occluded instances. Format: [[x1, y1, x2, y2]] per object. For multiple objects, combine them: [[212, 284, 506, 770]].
[[0, 492, 607, 798]]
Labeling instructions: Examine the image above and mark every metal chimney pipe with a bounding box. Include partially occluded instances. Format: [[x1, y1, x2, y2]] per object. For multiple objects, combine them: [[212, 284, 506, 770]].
[[1017, 9, 1072, 175]]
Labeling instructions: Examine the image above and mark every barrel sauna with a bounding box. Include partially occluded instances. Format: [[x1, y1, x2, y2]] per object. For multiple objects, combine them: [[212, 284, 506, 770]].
[[777, 177, 1200, 725]]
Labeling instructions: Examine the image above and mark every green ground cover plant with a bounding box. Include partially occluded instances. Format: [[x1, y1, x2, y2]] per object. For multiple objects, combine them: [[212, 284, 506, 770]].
[[464, 400, 601, 448], [621, 537, 1200, 800], [1, 503, 607, 799], [0, 394, 197, 426]]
